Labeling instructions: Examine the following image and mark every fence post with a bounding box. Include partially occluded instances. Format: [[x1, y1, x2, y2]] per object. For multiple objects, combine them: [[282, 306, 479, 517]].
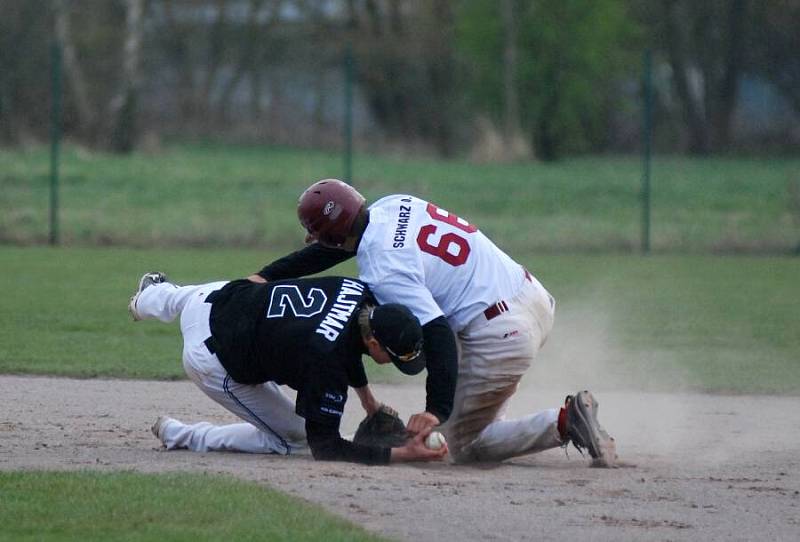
[[50, 40, 63, 246], [641, 49, 653, 254], [343, 42, 354, 184]]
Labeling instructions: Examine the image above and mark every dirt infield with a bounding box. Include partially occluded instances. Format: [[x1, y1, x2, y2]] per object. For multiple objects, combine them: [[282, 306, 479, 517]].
[[1, 375, 798, 541]]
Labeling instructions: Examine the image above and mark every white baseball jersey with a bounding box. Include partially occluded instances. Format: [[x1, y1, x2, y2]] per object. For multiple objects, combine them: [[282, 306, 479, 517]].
[[357, 195, 525, 331]]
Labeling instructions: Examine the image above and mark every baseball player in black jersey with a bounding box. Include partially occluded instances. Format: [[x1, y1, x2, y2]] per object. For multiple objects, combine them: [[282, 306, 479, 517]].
[[129, 272, 446, 465]]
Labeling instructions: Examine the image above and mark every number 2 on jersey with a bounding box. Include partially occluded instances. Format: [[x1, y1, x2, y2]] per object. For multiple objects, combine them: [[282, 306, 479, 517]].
[[266, 285, 327, 318], [416, 203, 477, 266]]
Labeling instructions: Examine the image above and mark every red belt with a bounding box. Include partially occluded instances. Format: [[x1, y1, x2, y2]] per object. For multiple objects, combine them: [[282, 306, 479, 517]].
[[483, 268, 533, 321], [483, 300, 509, 320]]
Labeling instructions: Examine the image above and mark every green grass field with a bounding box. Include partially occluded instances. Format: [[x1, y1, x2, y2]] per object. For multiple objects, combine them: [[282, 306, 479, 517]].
[[1, 143, 798, 253], [1, 246, 797, 393], [0, 471, 384, 542]]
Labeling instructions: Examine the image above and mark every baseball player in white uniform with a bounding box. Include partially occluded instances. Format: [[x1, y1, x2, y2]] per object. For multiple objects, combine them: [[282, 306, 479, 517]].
[[251, 179, 616, 466]]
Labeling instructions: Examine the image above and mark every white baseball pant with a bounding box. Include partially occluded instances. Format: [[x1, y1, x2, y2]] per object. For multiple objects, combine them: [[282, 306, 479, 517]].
[[135, 280, 308, 454], [441, 272, 560, 463]]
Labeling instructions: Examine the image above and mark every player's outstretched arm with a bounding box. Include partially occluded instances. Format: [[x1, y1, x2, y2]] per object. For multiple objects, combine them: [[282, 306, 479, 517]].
[[353, 384, 386, 416], [390, 431, 448, 463], [254, 243, 354, 281]]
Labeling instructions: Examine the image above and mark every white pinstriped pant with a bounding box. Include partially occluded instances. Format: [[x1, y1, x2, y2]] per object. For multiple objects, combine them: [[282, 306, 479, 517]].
[[135, 281, 308, 454], [441, 273, 560, 463]]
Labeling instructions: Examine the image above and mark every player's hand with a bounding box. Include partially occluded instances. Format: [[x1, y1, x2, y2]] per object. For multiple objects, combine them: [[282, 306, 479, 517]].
[[247, 274, 268, 283], [406, 411, 440, 436], [390, 430, 448, 463]]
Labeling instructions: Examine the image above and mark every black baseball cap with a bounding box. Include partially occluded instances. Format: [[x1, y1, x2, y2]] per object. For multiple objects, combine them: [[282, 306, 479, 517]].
[[368, 303, 426, 375]]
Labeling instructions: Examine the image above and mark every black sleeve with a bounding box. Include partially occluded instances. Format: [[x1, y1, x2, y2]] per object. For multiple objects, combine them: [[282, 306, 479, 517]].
[[421, 316, 458, 423], [345, 357, 369, 389], [297, 353, 389, 465], [306, 419, 391, 465], [257, 243, 354, 281]]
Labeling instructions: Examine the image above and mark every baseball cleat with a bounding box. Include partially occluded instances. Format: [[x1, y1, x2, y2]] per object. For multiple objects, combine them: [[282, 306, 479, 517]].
[[564, 390, 617, 468], [150, 415, 175, 447], [128, 271, 168, 321]]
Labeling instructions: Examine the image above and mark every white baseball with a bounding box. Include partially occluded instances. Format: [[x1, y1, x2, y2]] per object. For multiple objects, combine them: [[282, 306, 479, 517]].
[[424, 431, 446, 450]]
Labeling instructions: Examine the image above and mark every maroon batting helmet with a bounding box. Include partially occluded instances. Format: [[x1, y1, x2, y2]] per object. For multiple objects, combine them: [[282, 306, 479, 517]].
[[297, 179, 366, 248]]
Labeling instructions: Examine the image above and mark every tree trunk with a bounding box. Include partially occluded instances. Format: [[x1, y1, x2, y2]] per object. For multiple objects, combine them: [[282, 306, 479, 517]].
[[109, 0, 144, 153], [216, 0, 270, 122], [534, 64, 561, 161], [197, 0, 228, 127], [299, 0, 328, 146], [500, 0, 531, 160], [501, 1, 520, 139], [250, 64, 263, 122], [162, 0, 195, 122], [663, 0, 710, 154], [428, 0, 456, 157], [54, 0, 97, 139], [711, 0, 746, 149], [267, 73, 285, 144], [364, 0, 383, 36]]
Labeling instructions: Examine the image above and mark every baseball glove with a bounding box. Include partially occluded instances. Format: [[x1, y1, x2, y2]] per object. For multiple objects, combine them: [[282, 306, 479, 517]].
[[352, 405, 409, 448]]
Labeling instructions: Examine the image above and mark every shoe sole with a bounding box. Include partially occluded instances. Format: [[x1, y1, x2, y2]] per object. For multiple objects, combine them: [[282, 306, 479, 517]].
[[128, 294, 142, 321], [129, 272, 166, 321], [571, 391, 617, 468]]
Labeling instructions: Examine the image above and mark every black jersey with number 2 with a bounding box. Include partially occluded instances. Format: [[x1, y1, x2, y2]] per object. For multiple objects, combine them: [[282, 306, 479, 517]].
[[206, 277, 391, 465]]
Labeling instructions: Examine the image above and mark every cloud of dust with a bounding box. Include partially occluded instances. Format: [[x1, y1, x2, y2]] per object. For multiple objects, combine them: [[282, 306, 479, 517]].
[[525, 297, 693, 394], [514, 298, 743, 466]]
